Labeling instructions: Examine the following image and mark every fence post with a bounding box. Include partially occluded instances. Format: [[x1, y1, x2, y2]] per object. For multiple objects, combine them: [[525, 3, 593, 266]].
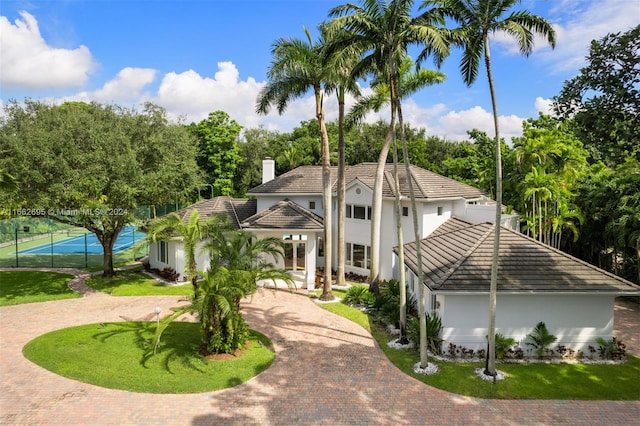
[[50, 231, 54, 267], [84, 233, 88, 268], [14, 226, 19, 268]]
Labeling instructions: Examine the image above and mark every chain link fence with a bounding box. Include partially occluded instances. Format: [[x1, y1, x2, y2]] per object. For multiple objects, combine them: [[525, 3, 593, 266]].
[[0, 204, 186, 269]]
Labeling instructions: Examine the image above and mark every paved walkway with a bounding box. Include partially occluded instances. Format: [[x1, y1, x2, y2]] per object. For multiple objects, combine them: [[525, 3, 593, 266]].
[[0, 272, 638, 425]]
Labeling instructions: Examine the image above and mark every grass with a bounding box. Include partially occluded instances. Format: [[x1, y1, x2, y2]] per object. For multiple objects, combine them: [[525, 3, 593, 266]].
[[23, 321, 275, 393], [86, 269, 192, 296], [0, 271, 79, 306], [315, 291, 640, 400]]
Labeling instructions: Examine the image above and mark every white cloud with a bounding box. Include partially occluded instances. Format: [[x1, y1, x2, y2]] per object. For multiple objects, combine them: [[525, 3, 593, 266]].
[[155, 62, 266, 126], [75, 67, 157, 104], [539, 0, 638, 73], [534, 97, 553, 115], [429, 106, 524, 142], [0, 11, 96, 89], [491, 0, 637, 74]]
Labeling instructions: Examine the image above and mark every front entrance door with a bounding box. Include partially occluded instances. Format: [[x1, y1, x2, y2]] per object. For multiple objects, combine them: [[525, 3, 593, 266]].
[[284, 242, 306, 271]]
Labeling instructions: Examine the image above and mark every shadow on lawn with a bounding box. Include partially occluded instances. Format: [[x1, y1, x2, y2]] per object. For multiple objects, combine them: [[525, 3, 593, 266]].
[[92, 321, 207, 373]]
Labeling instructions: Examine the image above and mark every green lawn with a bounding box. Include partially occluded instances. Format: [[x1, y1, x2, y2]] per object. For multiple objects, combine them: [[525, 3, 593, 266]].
[[23, 321, 275, 394], [0, 271, 79, 306], [86, 269, 192, 296], [315, 292, 640, 400]]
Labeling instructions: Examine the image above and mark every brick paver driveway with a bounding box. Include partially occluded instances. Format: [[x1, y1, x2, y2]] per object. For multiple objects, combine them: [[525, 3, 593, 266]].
[[1, 287, 638, 425]]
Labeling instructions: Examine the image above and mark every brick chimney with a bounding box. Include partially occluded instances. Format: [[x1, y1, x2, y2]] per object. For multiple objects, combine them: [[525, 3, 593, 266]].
[[262, 157, 275, 184]]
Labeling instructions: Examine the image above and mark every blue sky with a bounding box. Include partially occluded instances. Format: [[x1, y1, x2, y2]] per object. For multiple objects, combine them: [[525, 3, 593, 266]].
[[1, 0, 638, 141]]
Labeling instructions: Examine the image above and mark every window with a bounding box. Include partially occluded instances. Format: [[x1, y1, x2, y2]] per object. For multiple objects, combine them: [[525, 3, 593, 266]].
[[353, 205, 366, 219], [402, 206, 408, 216], [318, 236, 324, 257], [309, 201, 316, 210], [347, 204, 371, 220], [158, 241, 168, 264], [437, 206, 444, 216], [346, 243, 371, 269], [353, 244, 366, 268]]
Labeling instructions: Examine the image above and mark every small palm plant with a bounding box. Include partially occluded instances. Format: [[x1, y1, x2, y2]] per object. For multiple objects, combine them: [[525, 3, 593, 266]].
[[493, 333, 516, 360], [526, 321, 558, 358]]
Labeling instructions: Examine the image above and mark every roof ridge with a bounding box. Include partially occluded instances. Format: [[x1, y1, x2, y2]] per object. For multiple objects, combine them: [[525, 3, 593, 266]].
[[433, 223, 494, 288], [225, 196, 242, 228]]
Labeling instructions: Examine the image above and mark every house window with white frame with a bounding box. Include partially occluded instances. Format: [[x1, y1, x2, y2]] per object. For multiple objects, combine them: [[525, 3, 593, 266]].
[[309, 201, 316, 210], [346, 204, 372, 220], [345, 242, 371, 269], [158, 241, 168, 264], [437, 206, 444, 216]]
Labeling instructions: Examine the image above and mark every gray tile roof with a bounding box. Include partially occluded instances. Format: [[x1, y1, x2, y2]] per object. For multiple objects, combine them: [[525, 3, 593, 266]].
[[397, 219, 640, 294], [249, 163, 485, 200], [241, 200, 324, 230], [173, 196, 257, 229]]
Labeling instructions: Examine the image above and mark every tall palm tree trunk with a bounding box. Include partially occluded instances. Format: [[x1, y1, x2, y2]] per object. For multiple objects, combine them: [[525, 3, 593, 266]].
[[336, 88, 347, 286], [395, 83, 428, 367], [391, 119, 408, 343], [369, 126, 394, 295], [316, 87, 334, 301], [484, 35, 502, 378]]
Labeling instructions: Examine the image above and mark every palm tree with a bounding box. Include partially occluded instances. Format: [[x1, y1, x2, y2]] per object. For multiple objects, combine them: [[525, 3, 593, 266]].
[[327, 0, 450, 300], [152, 230, 293, 355], [321, 25, 363, 287], [346, 56, 445, 344], [144, 208, 226, 297], [256, 26, 336, 301], [327, 0, 450, 367], [421, 0, 556, 376]]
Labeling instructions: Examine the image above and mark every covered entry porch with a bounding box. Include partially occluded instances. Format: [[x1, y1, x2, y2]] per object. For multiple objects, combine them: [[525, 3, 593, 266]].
[[240, 200, 324, 291]]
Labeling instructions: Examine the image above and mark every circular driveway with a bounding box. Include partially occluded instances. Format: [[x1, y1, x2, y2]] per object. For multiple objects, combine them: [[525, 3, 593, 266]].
[[1, 289, 638, 425]]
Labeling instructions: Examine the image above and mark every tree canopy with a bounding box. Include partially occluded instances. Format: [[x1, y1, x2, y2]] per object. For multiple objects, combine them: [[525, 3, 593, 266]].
[[553, 24, 639, 166], [0, 100, 201, 275]]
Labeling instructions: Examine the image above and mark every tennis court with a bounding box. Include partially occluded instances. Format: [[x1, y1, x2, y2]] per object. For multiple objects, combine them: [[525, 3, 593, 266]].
[[17, 225, 145, 255]]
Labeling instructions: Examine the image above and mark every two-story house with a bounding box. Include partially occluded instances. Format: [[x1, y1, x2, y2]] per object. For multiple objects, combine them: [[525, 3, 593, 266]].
[[149, 159, 515, 289]]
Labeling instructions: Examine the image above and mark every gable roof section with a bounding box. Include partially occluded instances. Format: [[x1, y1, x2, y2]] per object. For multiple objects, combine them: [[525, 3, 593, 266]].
[[397, 219, 640, 294], [249, 162, 485, 200], [241, 200, 324, 230], [173, 196, 257, 229]]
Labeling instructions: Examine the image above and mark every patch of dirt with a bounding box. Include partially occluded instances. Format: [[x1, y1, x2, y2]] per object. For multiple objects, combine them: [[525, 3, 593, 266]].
[[199, 341, 251, 360]]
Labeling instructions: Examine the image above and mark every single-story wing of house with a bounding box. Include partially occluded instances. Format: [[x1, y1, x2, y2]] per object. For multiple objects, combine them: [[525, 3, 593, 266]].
[[396, 217, 640, 355]]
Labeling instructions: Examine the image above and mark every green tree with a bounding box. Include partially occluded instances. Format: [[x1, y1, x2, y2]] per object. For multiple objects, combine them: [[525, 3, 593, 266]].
[[189, 111, 242, 197], [423, 0, 556, 377], [508, 115, 587, 248], [256, 26, 336, 301], [153, 229, 293, 355], [0, 100, 201, 276], [553, 25, 639, 166], [144, 209, 227, 297]]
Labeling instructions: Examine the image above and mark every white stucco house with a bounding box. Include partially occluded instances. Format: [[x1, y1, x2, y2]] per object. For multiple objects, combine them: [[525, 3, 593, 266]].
[[396, 217, 640, 354], [149, 159, 512, 289]]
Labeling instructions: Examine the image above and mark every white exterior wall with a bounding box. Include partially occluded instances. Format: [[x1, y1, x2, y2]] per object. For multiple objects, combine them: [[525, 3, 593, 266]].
[[400, 263, 616, 356], [421, 201, 452, 238], [149, 240, 183, 279], [256, 195, 323, 216], [437, 293, 614, 354]]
